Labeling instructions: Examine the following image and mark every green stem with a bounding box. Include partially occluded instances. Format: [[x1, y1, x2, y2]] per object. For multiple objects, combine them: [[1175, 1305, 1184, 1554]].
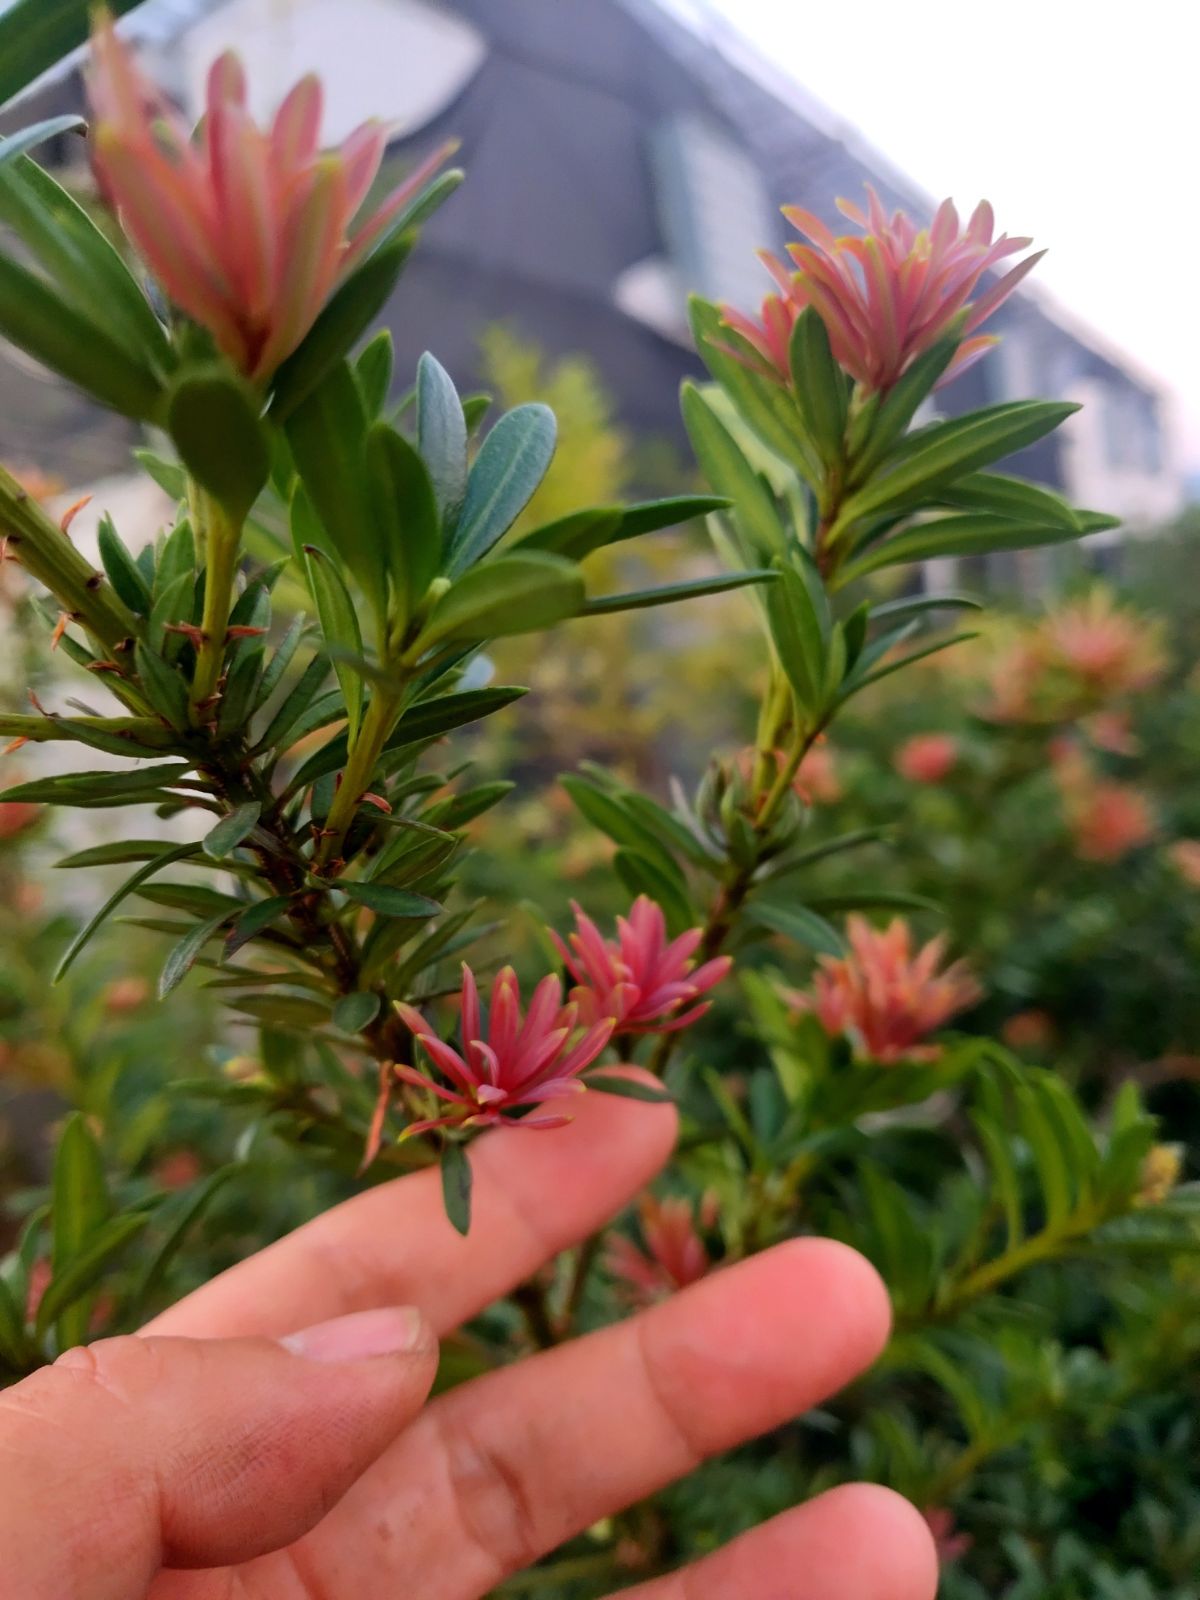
[[317, 685, 405, 865], [0, 462, 137, 652], [189, 488, 243, 719]]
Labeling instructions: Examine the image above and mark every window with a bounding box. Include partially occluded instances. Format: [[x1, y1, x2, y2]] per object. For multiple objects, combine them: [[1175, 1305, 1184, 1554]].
[[652, 115, 775, 308]]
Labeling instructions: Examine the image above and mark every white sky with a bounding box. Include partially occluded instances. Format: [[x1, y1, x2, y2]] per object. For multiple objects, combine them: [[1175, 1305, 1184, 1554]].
[[709, 0, 1199, 472]]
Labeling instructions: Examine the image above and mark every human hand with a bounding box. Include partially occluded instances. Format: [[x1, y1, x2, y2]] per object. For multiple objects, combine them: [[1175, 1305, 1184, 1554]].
[[0, 1086, 937, 1599]]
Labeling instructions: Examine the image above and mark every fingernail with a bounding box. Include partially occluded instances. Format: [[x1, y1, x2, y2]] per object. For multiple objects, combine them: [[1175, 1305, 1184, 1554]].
[[281, 1306, 429, 1363]]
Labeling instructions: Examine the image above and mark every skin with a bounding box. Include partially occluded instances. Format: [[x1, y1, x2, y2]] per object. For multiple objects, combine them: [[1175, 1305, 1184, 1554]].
[[0, 1080, 938, 1599]]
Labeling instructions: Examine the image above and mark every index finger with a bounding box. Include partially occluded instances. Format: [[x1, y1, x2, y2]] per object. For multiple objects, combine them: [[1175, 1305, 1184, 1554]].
[[148, 1076, 677, 1340]]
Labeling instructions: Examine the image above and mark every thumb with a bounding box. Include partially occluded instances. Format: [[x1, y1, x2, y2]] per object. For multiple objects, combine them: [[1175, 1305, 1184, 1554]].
[[0, 1307, 437, 1600]]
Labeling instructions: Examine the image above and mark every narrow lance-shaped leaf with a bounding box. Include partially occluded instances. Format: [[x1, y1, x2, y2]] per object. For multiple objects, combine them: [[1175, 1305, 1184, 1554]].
[[446, 404, 557, 574], [688, 294, 815, 481], [789, 307, 848, 465], [270, 236, 412, 420], [440, 1142, 473, 1236], [680, 381, 788, 560], [0, 115, 84, 168], [0, 0, 146, 109], [416, 351, 468, 531], [0, 253, 164, 418], [54, 839, 204, 981], [160, 909, 234, 998], [412, 552, 584, 653], [48, 1113, 110, 1349], [204, 802, 262, 860], [835, 401, 1080, 527], [98, 514, 152, 615], [835, 515, 1086, 587], [285, 361, 381, 598], [0, 147, 173, 367], [303, 541, 365, 739], [580, 569, 775, 616], [365, 421, 441, 625], [166, 365, 270, 523]]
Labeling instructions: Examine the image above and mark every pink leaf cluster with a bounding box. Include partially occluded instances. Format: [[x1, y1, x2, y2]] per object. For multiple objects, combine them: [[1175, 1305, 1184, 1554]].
[[551, 896, 732, 1034], [605, 1193, 716, 1305], [805, 915, 980, 1063], [723, 186, 1042, 394], [394, 965, 614, 1137], [87, 15, 453, 380]]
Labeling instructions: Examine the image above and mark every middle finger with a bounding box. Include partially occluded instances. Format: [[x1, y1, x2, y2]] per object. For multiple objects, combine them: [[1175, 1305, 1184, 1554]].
[[266, 1237, 891, 1598]]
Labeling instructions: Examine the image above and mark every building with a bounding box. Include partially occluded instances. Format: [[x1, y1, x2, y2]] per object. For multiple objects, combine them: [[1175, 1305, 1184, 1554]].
[[0, 0, 1184, 531]]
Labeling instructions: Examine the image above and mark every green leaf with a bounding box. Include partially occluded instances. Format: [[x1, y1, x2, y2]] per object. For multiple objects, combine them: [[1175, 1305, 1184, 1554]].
[[285, 685, 527, 792], [48, 1113, 109, 1349], [204, 802, 262, 860], [217, 640, 266, 739], [766, 560, 830, 718], [424, 780, 514, 830], [805, 889, 942, 915], [0, 0, 146, 108], [358, 165, 464, 260], [971, 1109, 1025, 1251], [0, 145, 172, 367], [837, 630, 977, 699], [54, 839, 201, 981], [285, 361, 380, 597], [416, 351, 468, 531], [270, 236, 411, 420], [355, 329, 394, 417], [227, 993, 331, 1029], [303, 541, 365, 738], [414, 552, 584, 651], [932, 470, 1080, 529], [167, 365, 270, 522], [613, 849, 696, 937], [134, 642, 190, 729], [746, 901, 845, 956], [560, 776, 688, 889], [869, 591, 984, 624], [365, 421, 441, 623], [254, 652, 330, 752], [57, 838, 203, 870], [339, 882, 441, 919], [789, 307, 848, 464], [580, 569, 775, 616], [688, 295, 811, 477], [440, 1142, 473, 1236], [585, 1073, 675, 1103], [159, 910, 233, 998], [225, 895, 295, 958], [97, 514, 152, 614], [516, 494, 729, 561], [0, 1273, 30, 1369], [680, 381, 787, 559], [0, 251, 163, 418], [254, 613, 307, 712], [461, 393, 491, 432], [133, 448, 187, 500], [0, 115, 84, 168], [37, 1214, 150, 1342], [1016, 1078, 1073, 1228], [837, 401, 1079, 526], [766, 827, 884, 881], [446, 403, 557, 573], [2, 765, 194, 808], [839, 515, 1085, 585], [333, 992, 383, 1034], [155, 519, 196, 601], [129, 1166, 242, 1321], [848, 334, 960, 479]]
